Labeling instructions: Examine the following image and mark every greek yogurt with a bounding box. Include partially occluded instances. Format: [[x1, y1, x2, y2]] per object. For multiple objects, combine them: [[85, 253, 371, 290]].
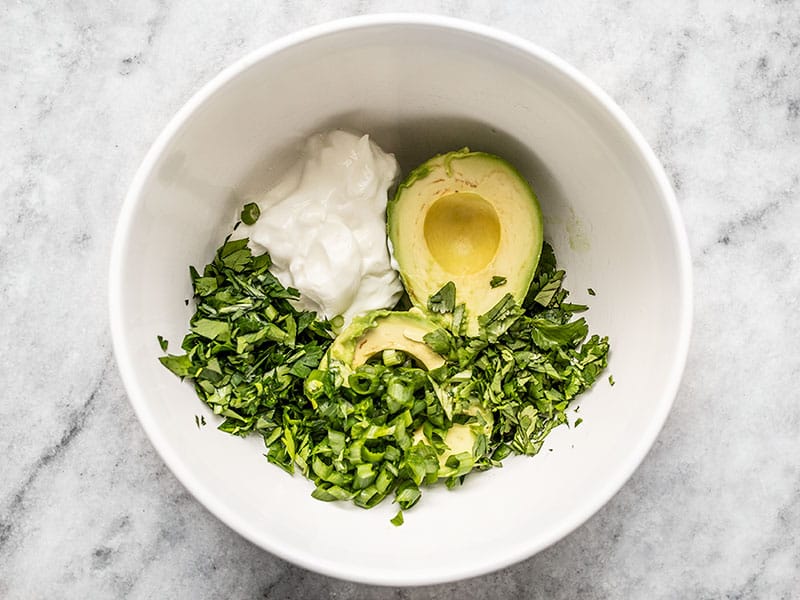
[[243, 131, 403, 325]]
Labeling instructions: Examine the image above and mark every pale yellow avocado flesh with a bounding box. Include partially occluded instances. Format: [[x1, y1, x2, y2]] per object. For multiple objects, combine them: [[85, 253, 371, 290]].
[[350, 317, 444, 370], [388, 150, 543, 335], [423, 192, 502, 275], [325, 309, 443, 381], [412, 404, 493, 470]]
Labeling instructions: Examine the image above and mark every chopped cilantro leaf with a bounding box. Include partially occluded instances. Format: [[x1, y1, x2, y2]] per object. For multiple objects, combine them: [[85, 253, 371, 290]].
[[157, 335, 168, 352], [428, 281, 456, 313], [158, 237, 609, 515], [159, 354, 193, 378], [490, 275, 507, 288], [241, 202, 261, 225], [561, 302, 588, 313], [191, 319, 230, 341]]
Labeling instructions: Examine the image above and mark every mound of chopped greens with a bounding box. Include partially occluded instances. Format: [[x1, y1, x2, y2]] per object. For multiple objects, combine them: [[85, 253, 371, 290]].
[[160, 238, 609, 519]]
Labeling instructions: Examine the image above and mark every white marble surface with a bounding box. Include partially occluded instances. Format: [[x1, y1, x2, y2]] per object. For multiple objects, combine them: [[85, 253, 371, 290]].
[[2, 1, 798, 597]]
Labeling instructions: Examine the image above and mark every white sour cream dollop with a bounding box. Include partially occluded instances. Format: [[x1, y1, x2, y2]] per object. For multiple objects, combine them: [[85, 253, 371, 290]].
[[243, 131, 403, 325]]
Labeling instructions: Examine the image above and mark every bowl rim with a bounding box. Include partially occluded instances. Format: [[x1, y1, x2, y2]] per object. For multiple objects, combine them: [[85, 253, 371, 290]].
[[109, 12, 693, 586]]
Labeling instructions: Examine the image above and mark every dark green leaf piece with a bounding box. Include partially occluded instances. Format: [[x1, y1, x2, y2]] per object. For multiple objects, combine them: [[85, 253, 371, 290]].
[[241, 202, 261, 225], [157, 236, 609, 516], [427, 281, 456, 314]]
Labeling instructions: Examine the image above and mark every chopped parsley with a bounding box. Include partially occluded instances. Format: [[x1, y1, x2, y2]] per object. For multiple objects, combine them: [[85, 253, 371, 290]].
[[160, 239, 609, 516], [159, 237, 335, 439], [427, 281, 456, 314], [489, 276, 507, 288], [240, 202, 261, 225]]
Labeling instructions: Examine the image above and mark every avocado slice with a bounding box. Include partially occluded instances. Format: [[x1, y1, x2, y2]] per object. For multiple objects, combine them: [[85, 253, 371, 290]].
[[412, 403, 493, 475], [324, 308, 444, 381], [388, 149, 543, 335]]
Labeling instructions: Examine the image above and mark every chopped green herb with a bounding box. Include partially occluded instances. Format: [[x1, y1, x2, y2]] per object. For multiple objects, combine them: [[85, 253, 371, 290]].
[[561, 303, 588, 313], [159, 237, 335, 442], [194, 415, 207, 429], [609, 374, 615, 386], [159, 239, 608, 513], [427, 281, 456, 313], [191, 318, 231, 341], [574, 418, 583, 427], [382, 349, 405, 367], [159, 354, 193, 378], [587, 288, 596, 296], [240, 202, 261, 225], [490, 276, 507, 288], [390, 510, 404, 526], [157, 335, 168, 352]]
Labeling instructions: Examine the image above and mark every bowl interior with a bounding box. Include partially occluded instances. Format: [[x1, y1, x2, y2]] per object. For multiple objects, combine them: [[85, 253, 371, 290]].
[[111, 18, 690, 585]]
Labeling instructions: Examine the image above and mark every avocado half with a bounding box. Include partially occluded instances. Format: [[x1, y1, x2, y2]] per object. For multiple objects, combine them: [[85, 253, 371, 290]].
[[388, 149, 543, 335]]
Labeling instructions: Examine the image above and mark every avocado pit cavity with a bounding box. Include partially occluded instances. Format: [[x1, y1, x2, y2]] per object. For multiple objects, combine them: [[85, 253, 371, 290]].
[[423, 192, 501, 275]]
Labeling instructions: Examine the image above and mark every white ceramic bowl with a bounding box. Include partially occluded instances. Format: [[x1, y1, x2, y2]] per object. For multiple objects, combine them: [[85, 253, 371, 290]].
[[110, 14, 691, 586]]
